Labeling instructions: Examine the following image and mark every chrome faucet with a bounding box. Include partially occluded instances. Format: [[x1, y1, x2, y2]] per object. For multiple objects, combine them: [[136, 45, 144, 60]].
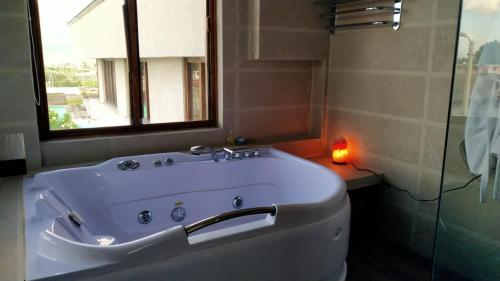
[[190, 145, 219, 162]]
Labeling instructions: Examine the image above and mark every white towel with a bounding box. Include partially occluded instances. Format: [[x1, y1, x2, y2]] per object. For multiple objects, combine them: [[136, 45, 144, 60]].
[[491, 81, 500, 199], [464, 74, 500, 202]]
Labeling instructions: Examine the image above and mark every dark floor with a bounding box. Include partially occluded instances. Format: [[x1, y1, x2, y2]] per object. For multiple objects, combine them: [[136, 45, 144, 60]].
[[346, 237, 432, 281], [345, 186, 471, 281]]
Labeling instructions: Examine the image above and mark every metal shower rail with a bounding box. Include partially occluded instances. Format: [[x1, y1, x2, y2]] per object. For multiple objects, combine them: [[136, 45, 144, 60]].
[[315, 0, 403, 33]]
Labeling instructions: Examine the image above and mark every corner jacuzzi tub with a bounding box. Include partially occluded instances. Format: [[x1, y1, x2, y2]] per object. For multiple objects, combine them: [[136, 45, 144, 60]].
[[24, 148, 350, 281]]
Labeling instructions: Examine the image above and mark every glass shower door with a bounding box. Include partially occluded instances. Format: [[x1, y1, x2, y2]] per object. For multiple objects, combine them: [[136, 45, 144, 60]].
[[433, 1, 500, 280]]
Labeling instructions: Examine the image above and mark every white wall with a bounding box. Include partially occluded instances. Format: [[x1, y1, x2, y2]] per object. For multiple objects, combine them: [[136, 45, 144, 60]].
[[137, 0, 206, 58], [97, 59, 106, 103], [114, 59, 130, 118], [146, 58, 185, 123], [70, 0, 128, 59], [70, 0, 206, 59]]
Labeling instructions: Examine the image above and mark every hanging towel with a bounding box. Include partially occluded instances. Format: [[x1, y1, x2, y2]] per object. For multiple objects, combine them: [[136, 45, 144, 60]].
[[490, 81, 500, 199], [464, 74, 498, 202]]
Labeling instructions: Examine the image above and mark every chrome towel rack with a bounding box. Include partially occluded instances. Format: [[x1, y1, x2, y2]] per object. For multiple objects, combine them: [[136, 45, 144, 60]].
[[315, 0, 402, 34]]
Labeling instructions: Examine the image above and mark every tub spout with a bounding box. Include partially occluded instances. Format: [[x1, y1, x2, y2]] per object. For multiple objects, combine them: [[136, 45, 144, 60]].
[[190, 145, 219, 162]]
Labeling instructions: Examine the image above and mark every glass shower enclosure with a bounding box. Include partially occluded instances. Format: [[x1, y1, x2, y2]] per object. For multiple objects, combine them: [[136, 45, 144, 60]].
[[433, 0, 500, 280]]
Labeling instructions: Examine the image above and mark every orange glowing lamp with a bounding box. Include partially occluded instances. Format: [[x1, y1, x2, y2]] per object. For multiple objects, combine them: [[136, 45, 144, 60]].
[[332, 138, 349, 165]]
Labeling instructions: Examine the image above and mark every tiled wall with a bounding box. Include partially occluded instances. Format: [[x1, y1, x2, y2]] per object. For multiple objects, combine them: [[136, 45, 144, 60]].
[[247, 0, 329, 60], [223, 0, 328, 143], [326, 0, 460, 258], [0, 0, 327, 167], [0, 2, 41, 170]]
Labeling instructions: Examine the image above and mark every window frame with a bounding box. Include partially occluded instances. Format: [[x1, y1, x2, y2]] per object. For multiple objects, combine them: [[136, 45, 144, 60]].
[[28, 0, 218, 140], [184, 58, 208, 121]]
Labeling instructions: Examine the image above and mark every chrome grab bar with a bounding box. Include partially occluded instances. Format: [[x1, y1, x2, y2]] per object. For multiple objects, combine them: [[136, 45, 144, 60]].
[[336, 6, 400, 15], [336, 20, 394, 29], [315, 0, 402, 33], [185, 205, 277, 235]]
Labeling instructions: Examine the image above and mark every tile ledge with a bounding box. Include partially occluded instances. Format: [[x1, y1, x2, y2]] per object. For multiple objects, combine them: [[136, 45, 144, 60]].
[[306, 155, 383, 191]]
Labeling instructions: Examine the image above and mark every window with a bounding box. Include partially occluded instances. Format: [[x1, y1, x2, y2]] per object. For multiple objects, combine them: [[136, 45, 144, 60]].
[[140, 62, 150, 123], [28, 0, 217, 138], [185, 59, 207, 121], [103, 61, 117, 107]]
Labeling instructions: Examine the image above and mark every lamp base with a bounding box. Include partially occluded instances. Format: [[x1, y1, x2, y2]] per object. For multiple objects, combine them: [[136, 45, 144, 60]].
[[332, 161, 347, 165]]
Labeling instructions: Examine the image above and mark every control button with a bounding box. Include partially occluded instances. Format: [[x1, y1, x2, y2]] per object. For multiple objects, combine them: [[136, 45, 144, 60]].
[[171, 207, 186, 222], [153, 160, 162, 168], [165, 158, 174, 166], [234, 151, 242, 159], [138, 210, 152, 224], [243, 151, 251, 158], [253, 150, 260, 157], [233, 196, 244, 209]]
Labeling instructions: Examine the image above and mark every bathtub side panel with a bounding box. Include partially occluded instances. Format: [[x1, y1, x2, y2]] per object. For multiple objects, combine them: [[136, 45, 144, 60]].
[[49, 199, 350, 281]]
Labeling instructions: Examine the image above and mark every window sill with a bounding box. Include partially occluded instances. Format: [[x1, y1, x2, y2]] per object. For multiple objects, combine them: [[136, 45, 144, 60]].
[[40, 125, 227, 167]]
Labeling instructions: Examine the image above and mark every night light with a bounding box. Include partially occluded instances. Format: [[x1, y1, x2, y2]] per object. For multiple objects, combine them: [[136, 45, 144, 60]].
[[332, 138, 348, 165]]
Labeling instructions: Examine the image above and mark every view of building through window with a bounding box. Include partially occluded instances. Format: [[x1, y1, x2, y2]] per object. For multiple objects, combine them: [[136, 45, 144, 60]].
[[136, 0, 208, 124], [37, 0, 208, 131]]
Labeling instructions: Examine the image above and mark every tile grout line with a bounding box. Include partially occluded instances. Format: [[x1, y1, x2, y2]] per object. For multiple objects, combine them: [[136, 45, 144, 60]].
[[329, 106, 447, 127], [332, 68, 453, 78], [412, 0, 440, 250]]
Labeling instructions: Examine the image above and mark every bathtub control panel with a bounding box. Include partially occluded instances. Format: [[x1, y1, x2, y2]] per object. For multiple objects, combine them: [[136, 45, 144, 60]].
[[224, 148, 261, 160]]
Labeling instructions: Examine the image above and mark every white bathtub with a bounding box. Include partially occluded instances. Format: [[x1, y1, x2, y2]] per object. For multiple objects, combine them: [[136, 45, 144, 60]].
[[24, 148, 350, 281]]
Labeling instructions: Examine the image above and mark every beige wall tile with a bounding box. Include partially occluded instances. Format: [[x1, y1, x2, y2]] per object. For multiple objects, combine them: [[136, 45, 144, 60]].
[[332, 26, 431, 71], [360, 154, 420, 196], [223, 71, 236, 109], [328, 109, 422, 164], [258, 0, 326, 29], [238, 107, 310, 140], [222, 28, 237, 69], [311, 61, 327, 106], [403, 0, 434, 24], [257, 30, 329, 61], [222, 0, 237, 28], [427, 77, 452, 122], [0, 16, 31, 70], [423, 124, 447, 171], [246, 0, 329, 61], [310, 105, 323, 138], [432, 24, 458, 73], [329, 72, 426, 118], [238, 0, 250, 27], [239, 71, 312, 108], [0, 73, 37, 123], [436, 0, 461, 21], [238, 30, 315, 69]]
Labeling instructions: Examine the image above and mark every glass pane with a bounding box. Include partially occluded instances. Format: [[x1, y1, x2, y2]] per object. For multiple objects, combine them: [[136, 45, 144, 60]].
[[137, 0, 208, 124], [433, 1, 500, 280], [38, 0, 131, 130]]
